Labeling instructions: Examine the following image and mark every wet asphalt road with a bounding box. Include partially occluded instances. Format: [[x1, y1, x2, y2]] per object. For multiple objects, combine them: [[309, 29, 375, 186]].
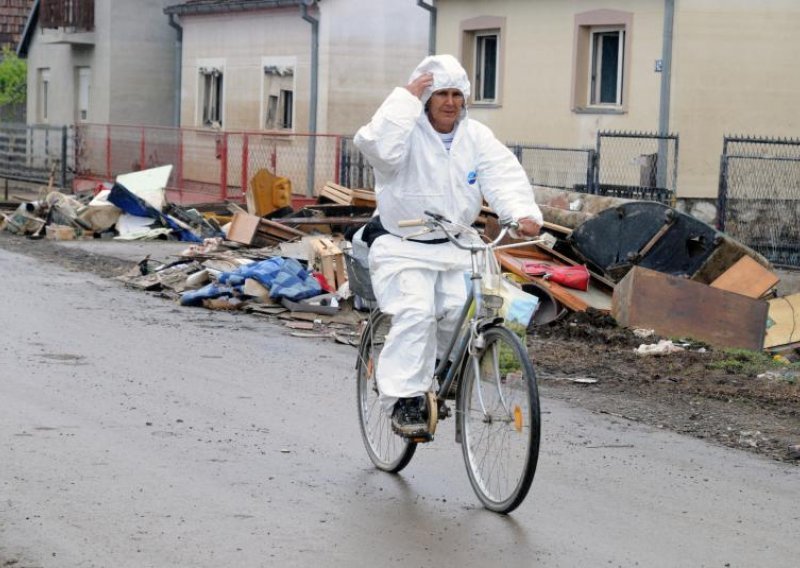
[[1, 244, 798, 568]]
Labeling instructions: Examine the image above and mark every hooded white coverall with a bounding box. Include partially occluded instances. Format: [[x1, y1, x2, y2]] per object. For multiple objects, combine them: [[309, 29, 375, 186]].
[[354, 54, 543, 410]]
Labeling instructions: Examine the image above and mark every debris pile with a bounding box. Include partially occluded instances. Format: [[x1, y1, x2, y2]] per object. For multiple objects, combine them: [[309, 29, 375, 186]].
[[1, 165, 222, 243], [3, 165, 798, 361]]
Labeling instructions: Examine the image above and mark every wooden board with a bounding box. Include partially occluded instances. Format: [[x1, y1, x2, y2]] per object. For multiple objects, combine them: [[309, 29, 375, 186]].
[[763, 293, 800, 349], [709, 255, 779, 298], [612, 266, 768, 350], [227, 211, 261, 244]]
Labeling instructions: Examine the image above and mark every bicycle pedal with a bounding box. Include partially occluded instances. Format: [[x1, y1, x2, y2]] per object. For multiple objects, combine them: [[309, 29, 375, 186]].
[[410, 434, 433, 443]]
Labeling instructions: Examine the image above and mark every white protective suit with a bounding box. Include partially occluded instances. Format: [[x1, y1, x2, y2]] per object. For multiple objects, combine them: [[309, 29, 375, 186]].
[[354, 54, 543, 410]]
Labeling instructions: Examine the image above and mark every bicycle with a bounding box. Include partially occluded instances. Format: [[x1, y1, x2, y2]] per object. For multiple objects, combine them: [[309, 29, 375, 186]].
[[346, 212, 542, 514]]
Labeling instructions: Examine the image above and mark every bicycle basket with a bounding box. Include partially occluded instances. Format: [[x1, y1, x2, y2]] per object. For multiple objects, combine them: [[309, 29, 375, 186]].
[[343, 252, 377, 302]]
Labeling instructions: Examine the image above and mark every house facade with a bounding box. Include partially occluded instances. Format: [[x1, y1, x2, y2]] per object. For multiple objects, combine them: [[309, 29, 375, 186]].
[[164, 0, 429, 134], [19, 0, 177, 127], [435, 0, 800, 199]]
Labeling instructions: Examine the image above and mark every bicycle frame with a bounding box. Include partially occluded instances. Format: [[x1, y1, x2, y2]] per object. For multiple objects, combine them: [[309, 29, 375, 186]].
[[402, 214, 542, 438]]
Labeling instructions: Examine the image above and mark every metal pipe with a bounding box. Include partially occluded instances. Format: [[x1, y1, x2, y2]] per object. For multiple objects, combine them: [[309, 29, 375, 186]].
[[417, 0, 437, 55], [301, 0, 319, 196], [168, 14, 183, 127], [657, 0, 676, 191], [658, 0, 675, 135]]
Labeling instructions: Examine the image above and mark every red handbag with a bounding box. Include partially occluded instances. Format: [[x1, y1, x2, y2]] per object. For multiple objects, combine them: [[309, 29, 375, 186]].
[[521, 262, 590, 291]]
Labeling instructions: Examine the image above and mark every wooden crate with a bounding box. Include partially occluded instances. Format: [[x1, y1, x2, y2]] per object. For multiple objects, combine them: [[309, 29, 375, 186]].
[[612, 266, 769, 350]]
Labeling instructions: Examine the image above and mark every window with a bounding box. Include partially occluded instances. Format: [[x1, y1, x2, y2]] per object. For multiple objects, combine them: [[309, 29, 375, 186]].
[[38, 68, 50, 123], [76, 67, 91, 122], [460, 16, 505, 106], [474, 32, 499, 102], [590, 29, 624, 105], [262, 60, 295, 131], [279, 89, 293, 129], [199, 66, 223, 127], [572, 10, 632, 112]]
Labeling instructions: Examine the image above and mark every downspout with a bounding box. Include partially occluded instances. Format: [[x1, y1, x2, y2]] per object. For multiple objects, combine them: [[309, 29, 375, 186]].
[[168, 14, 183, 127], [301, 0, 319, 197], [657, 0, 675, 197], [417, 0, 436, 55]]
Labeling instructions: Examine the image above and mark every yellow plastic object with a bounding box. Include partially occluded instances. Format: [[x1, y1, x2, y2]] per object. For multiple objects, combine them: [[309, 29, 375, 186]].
[[248, 168, 292, 216], [513, 405, 523, 433]]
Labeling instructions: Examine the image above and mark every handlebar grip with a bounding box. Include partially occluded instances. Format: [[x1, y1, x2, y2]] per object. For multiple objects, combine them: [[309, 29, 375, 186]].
[[397, 218, 426, 228]]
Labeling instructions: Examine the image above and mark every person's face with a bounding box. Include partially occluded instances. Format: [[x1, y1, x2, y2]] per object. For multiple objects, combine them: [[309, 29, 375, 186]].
[[427, 88, 464, 134]]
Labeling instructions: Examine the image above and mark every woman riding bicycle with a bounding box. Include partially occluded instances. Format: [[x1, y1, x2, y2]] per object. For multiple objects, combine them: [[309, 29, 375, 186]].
[[354, 54, 543, 438]]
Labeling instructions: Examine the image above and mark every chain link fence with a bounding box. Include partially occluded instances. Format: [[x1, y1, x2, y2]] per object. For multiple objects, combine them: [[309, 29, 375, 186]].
[[595, 131, 678, 204], [718, 136, 800, 267], [0, 123, 72, 188], [511, 144, 594, 192]]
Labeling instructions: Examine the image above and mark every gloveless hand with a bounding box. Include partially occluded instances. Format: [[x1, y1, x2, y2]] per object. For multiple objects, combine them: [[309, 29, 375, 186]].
[[405, 72, 433, 99]]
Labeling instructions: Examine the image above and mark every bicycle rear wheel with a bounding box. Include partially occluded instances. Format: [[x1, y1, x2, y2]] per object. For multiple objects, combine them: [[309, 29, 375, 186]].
[[458, 326, 540, 513], [356, 311, 416, 472]]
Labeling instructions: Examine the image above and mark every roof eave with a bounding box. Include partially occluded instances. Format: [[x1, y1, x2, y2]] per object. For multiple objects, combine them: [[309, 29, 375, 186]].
[[164, 0, 305, 16], [16, 0, 40, 58]]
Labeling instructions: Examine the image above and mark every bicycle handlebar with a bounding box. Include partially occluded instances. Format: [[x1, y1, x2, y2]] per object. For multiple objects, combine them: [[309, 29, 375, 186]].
[[398, 212, 535, 252]]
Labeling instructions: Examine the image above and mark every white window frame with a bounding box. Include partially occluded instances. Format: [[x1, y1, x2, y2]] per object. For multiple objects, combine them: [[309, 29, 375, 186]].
[[76, 66, 91, 122], [197, 60, 225, 128], [279, 89, 293, 129], [38, 68, 50, 123], [473, 31, 499, 103], [589, 27, 624, 107], [261, 56, 296, 132]]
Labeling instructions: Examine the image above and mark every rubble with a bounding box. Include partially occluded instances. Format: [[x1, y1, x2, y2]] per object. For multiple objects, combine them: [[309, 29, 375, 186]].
[[3, 169, 799, 360]]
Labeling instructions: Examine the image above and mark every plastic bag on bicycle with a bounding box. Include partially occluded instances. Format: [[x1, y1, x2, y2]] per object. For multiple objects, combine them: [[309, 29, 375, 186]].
[[479, 252, 540, 334]]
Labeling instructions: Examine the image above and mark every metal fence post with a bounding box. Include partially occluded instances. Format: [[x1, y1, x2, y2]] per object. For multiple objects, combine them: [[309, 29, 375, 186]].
[[61, 125, 68, 189], [241, 132, 249, 197], [106, 124, 112, 179], [716, 153, 728, 231], [220, 132, 229, 201], [139, 126, 146, 171]]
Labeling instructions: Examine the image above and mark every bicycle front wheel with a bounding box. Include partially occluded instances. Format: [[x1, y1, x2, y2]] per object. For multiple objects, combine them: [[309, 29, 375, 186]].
[[356, 311, 416, 472], [458, 326, 540, 513]]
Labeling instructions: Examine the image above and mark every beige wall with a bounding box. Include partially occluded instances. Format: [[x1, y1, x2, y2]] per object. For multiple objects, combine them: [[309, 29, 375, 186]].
[[318, 0, 429, 134], [671, 0, 800, 196], [178, 1, 428, 136], [436, 0, 800, 198], [179, 8, 308, 132]]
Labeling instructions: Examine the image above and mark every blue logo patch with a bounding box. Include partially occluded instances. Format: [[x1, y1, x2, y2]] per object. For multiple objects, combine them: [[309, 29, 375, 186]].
[[467, 170, 477, 185]]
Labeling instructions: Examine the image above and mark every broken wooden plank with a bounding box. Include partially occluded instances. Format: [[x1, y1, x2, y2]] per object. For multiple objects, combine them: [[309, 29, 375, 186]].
[[496, 250, 592, 312], [257, 217, 306, 241], [710, 255, 779, 299], [612, 266, 769, 351], [269, 216, 372, 226]]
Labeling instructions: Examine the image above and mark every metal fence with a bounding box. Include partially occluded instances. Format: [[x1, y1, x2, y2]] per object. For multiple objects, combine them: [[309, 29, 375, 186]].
[[338, 133, 680, 204], [511, 144, 594, 192], [718, 135, 800, 267], [339, 137, 375, 189], [594, 131, 679, 204], [74, 124, 344, 204], [0, 123, 72, 188]]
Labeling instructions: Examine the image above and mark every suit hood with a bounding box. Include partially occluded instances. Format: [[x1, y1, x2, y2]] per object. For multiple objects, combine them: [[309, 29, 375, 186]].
[[408, 54, 471, 106]]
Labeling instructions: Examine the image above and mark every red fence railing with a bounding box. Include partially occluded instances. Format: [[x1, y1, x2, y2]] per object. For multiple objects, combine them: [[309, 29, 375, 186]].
[[74, 124, 344, 205]]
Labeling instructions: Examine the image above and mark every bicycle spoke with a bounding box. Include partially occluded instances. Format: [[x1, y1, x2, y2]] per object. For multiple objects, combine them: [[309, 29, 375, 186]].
[[357, 311, 416, 472], [459, 326, 540, 513]]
